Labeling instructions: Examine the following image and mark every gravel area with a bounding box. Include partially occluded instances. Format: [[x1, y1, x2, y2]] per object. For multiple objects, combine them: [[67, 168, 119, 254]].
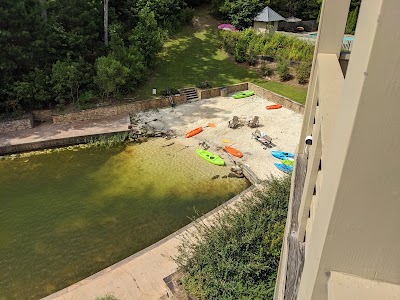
[[136, 94, 304, 181]]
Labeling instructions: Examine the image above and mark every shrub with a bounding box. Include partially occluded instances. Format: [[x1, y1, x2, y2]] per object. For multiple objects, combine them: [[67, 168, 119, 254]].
[[260, 62, 272, 77], [95, 295, 119, 300], [247, 54, 258, 66], [176, 176, 291, 300], [197, 81, 212, 89], [160, 87, 180, 96], [220, 30, 240, 55], [94, 56, 129, 99], [234, 41, 247, 63], [296, 62, 312, 84], [221, 29, 314, 65], [277, 60, 291, 81]]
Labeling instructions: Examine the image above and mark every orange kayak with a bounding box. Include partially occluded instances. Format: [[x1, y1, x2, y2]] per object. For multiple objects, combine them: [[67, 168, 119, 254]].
[[185, 127, 203, 138], [266, 104, 282, 110], [225, 146, 243, 158]]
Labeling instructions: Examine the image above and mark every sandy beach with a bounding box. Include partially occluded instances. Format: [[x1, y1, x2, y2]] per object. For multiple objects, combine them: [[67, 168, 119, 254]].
[[135, 94, 304, 181]]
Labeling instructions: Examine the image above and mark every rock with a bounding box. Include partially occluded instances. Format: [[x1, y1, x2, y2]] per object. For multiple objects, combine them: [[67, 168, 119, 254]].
[[211, 175, 220, 180]]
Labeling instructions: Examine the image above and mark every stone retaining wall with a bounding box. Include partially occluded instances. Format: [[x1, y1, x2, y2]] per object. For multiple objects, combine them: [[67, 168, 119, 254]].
[[198, 82, 249, 99], [53, 95, 187, 124], [247, 83, 305, 114], [0, 115, 33, 133], [199, 87, 221, 99]]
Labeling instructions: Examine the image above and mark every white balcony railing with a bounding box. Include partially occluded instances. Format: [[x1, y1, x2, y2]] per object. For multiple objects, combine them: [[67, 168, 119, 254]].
[[298, 53, 344, 244]]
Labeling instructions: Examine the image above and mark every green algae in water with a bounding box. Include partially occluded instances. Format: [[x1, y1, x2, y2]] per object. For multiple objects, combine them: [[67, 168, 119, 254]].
[[0, 139, 250, 299]]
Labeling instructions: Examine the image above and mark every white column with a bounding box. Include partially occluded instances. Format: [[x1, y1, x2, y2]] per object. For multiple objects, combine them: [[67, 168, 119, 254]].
[[298, 0, 350, 154], [298, 0, 400, 299]]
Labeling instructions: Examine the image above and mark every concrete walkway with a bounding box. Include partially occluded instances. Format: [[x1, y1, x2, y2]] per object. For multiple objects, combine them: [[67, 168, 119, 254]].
[[42, 186, 255, 300], [0, 115, 130, 148]]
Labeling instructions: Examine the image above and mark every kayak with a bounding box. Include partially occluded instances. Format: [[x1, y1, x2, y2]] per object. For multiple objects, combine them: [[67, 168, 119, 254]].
[[266, 104, 282, 110], [274, 163, 293, 174], [196, 149, 225, 166], [232, 90, 255, 99], [224, 146, 243, 158], [282, 159, 294, 167], [272, 151, 295, 160], [185, 127, 203, 138]]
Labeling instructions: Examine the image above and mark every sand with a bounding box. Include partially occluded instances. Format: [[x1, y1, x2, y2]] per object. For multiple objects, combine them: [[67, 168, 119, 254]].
[[135, 94, 304, 181]]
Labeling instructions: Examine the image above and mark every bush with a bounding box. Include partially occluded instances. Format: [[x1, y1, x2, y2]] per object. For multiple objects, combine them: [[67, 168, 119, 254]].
[[260, 62, 272, 77], [95, 295, 119, 300], [221, 29, 314, 65], [277, 60, 291, 81], [197, 81, 212, 89], [296, 62, 312, 84], [247, 54, 258, 66], [160, 87, 180, 96], [220, 31, 240, 55], [176, 176, 291, 300], [234, 41, 247, 63]]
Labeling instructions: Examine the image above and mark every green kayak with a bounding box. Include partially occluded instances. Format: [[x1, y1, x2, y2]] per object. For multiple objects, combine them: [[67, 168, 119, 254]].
[[196, 149, 225, 166], [232, 90, 255, 99], [282, 159, 294, 167]]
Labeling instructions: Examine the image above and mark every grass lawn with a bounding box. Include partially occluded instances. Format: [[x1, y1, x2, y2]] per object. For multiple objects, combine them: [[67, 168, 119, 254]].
[[136, 13, 307, 105]]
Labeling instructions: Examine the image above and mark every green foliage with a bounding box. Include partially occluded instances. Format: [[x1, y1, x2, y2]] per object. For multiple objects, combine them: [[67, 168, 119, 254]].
[[51, 59, 82, 106], [109, 29, 147, 91], [247, 54, 258, 66], [210, 0, 324, 24], [212, 0, 266, 29], [78, 90, 96, 109], [221, 30, 314, 65], [345, 6, 359, 35], [129, 7, 164, 67], [176, 177, 291, 300], [160, 87, 180, 96], [220, 30, 241, 55], [296, 62, 311, 84], [0, 0, 193, 116], [260, 63, 272, 77], [277, 60, 291, 81], [94, 56, 129, 99], [197, 81, 212, 89], [137, 12, 307, 104], [12, 68, 53, 110], [85, 132, 130, 149], [234, 28, 257, 63], [94, 294, 120, 300]]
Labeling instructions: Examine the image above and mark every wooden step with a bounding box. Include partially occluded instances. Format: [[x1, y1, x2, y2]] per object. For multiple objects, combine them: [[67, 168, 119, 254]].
[[180, 87, 199, 102]]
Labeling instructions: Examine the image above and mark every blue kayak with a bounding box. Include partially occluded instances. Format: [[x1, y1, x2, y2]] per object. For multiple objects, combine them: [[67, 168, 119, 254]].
[[274, 163, 293, 174], [272, 151, 295, 160]]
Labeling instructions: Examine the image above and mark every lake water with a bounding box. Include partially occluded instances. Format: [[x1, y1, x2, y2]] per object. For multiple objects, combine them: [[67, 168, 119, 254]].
[[0, 139, 249, 299]]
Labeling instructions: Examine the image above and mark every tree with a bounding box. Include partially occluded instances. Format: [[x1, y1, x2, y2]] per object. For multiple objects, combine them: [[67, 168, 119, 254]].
[[277, 60, 291, 81], [94, 56, 129, 99], [51, 60, 82, 105], [104, 0, 109, 46], [13, 68, 53, 109], [109, 29, 147, 90], [296, 62, 311, 84], [217, 0, 268, 29], [345, 6, 359, 34], [129, 7, 164, 67]]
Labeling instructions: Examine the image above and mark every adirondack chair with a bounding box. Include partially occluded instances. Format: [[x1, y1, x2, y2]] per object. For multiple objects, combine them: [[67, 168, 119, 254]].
[[247, 116, 259, 128], [252, 129, 273, 147], [228, 116, 241, 128]]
